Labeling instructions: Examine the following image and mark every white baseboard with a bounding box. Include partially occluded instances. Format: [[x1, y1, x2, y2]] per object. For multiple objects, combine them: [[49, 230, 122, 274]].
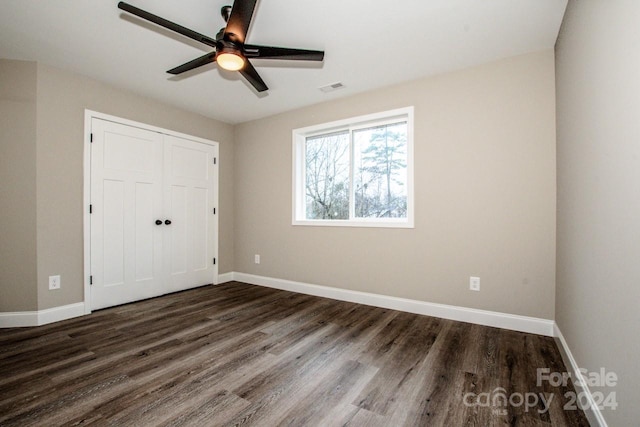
[[553, 323, 608, 427], [0, 273, 553, 339], [0, 311, 38, 328], [227, 272, 554, 336], [217, 272, 235, 284], [0, 302, 86, 328]]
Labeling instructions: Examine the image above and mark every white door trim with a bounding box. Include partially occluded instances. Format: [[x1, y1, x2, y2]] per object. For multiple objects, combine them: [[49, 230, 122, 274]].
[[83, 110, 219, 314]]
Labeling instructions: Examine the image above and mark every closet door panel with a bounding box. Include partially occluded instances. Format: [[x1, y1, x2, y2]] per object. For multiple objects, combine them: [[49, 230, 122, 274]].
[[90, 119, 164, 310], [164, 135, 217, 292]]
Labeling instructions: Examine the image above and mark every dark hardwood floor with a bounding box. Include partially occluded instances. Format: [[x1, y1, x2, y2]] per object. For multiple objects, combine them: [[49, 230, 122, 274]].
[[0, 282, 589, 426]]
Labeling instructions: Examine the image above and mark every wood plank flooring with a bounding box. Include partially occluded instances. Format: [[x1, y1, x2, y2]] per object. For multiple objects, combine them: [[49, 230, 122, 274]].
[[0, 282, 589, 426]]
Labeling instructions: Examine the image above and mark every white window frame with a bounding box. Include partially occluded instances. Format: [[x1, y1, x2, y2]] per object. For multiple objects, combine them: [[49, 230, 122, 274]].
[[292, 106, 414, 228]]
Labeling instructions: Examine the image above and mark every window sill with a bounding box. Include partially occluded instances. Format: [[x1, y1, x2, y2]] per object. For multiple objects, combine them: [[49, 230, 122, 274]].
[[292, 219, 414, 229]]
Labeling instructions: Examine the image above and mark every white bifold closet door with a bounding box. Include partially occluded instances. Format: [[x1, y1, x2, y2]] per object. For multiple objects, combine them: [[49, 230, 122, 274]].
[[90, 118, 217, 310], [163, 134, 217, 294]]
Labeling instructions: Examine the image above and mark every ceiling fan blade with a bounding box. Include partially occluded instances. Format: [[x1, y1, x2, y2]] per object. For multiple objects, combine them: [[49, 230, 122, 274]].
[[223, 0, 258, 43], [118, 2, 217, 48], [167, 52, 217, 75], [244, 45, 325, 61], [239, 60, 268, 92]]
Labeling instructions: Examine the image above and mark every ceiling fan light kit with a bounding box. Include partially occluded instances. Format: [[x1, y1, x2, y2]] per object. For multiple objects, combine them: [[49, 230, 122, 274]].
[[217, 52, 245, 71], [117, 0, 325, 93]]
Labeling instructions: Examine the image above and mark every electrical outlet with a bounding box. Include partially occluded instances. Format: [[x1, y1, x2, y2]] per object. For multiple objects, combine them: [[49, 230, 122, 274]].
[[469, 276, 480, 291], [254, 254, 260, 264], [49, 275, 61, 290]]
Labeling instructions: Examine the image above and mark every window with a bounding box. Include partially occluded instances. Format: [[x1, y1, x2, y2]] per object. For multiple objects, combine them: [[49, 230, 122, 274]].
[[293, 107, 414, 227]]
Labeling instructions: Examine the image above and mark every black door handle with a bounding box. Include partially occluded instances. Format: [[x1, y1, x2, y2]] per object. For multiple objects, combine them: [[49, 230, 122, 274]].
[[155, 220, 162, 225], [165, 219, 172, 225]]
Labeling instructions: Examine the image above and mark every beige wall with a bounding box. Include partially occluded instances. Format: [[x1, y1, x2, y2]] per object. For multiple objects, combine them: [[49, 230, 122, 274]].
[[234, 50, 557, 319], [0, 60, 38, 311], [555, 1, 640, 425]]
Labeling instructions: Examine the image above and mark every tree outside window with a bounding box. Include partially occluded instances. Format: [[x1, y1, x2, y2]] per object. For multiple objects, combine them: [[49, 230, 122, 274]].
[[353, 123, 407, 219]]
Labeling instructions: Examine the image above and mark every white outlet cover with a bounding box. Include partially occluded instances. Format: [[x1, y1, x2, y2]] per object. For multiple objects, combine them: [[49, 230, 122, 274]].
[[254, 254, 260, 264], [49, 275, 61, 290], [470, 276, 480, 291]]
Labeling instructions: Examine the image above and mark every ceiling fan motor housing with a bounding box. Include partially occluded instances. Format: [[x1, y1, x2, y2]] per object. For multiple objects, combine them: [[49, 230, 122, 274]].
[[218, 40, 242, 54]]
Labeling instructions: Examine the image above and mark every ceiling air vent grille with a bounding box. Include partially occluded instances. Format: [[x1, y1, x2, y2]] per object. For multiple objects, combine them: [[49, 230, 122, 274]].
[[319, 82, 345, 93]]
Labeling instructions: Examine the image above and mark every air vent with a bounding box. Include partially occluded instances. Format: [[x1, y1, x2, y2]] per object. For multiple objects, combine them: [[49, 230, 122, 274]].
[[319, 82, 345, 93]]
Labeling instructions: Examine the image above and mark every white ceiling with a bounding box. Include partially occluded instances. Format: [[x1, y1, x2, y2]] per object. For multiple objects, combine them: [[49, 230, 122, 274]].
[[0, 0, 567, 124]]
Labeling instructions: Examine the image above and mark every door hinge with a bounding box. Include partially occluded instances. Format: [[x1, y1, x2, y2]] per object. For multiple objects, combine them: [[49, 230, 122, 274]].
[[213, 257, 216, 265], [213, 157, 217, 165], [213, 207, 216, 215], [89, 204, 93, 214], [90, 133, 93, 143], [89, 275, 93, 285]]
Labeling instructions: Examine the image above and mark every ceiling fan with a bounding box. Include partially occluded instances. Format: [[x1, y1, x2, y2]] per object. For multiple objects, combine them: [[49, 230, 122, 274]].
[[117, 1, 324, 93]]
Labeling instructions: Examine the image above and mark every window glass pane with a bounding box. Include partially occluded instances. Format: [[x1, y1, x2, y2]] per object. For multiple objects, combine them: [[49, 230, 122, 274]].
[[305, 131, 350, 220], [353, 122, 407, 218]]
